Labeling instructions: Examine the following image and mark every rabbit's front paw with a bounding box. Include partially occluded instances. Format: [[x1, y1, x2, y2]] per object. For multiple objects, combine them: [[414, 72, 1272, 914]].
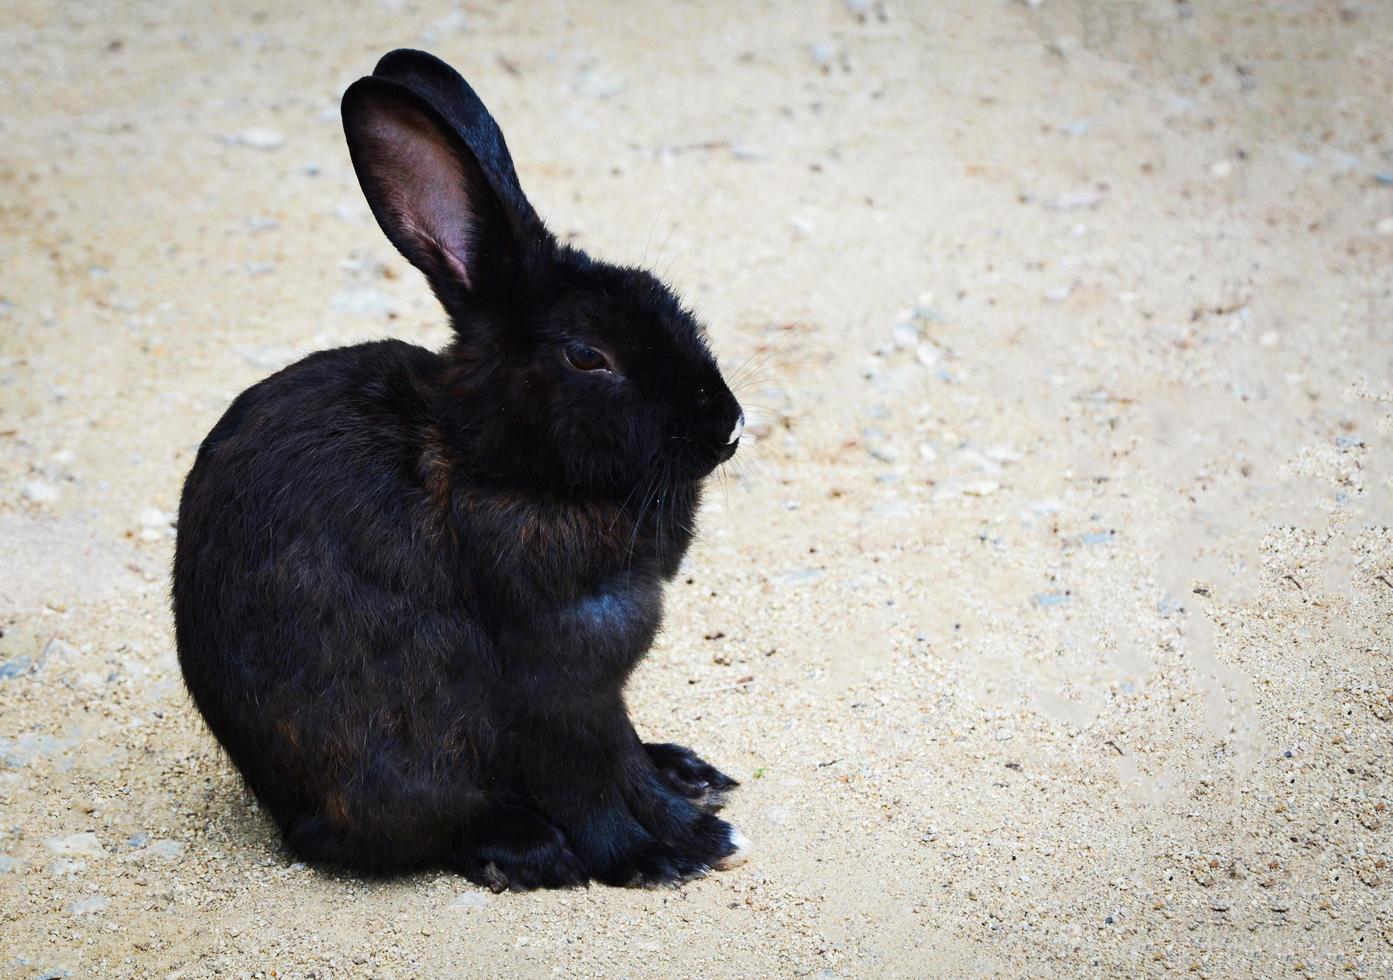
[[597, 811, 751, 887], [645, 742, 738, 812]]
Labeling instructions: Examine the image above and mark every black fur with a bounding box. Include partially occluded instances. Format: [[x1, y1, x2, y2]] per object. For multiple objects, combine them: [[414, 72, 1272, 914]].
[[172, 50, 746, 889]]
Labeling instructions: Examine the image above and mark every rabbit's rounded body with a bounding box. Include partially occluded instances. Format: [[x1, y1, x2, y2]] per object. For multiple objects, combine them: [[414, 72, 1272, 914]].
[[175, 51, 748, 888], [176, 340, 732, 884], [175, 341, 496, 870]]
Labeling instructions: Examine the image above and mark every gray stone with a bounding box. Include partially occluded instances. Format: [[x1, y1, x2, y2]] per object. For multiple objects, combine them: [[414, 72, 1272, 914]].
[[1045, 189, 1103, 212], [0, 657, 32, 679], [68, 895, 109, 915], [22, 481, 59, 503], [773, 568, 823, 586], [46, 832, 104, 858], [227, 128, 284, 150], [236, 347, 297, 371], [331, 286, 398, 319], [145, 839, 184, 859]]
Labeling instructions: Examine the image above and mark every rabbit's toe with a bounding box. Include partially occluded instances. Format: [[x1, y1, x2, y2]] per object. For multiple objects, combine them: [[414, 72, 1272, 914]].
[[464, 807, 587, 891], [477, 847, 587, 892], [645, 742, 738, 812], [712, 826, 752, 869]]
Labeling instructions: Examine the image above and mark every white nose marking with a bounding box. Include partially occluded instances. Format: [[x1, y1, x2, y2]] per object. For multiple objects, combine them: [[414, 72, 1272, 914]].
[[727, 412, 745, 446]]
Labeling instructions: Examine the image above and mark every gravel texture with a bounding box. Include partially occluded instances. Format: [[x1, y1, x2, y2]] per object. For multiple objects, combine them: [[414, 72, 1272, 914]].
[[2, 1, 1392, 976]]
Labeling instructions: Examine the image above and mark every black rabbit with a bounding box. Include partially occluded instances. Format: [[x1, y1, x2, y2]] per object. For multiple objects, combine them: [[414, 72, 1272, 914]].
[[172, 49, 749, 889]]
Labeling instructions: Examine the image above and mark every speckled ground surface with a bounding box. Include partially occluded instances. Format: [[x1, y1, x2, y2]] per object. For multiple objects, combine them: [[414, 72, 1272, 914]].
[[2, 1, 1391, 976]]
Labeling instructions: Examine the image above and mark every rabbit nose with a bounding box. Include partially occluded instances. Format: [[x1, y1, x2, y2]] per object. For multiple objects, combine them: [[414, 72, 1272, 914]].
[[726, 411, 745, 447]]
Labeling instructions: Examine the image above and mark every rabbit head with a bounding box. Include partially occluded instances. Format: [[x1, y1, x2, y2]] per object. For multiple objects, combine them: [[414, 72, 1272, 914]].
[[342, 50, 744, 495]]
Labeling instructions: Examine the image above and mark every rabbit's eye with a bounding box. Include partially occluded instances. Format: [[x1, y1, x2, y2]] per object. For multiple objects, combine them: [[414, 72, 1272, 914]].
[[564, 343, 612, 373]]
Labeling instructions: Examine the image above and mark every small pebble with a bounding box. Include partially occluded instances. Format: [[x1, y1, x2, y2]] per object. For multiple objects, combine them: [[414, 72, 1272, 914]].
[[452, 892, 489, 910], [236, 347, 297, 371], [138, 508, 171, 529], [23, 480, 59, 503], [963, 480, 999, 497], [69, 896, 109, 915], [331, 286, 398, 318], [1377, 217, 1393, 236], [892, 323, 919, 349], [807, 41, 837, 69], [0, 657, 33, 679], [47, 832, 105, 858], [228, 128, 284, 150], [144, 839, 184, 859], [873, 500, 912, 518], [1045, 189, 1103, 212]]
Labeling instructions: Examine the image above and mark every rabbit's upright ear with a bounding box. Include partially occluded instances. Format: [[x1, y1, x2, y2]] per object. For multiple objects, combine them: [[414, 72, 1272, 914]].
[[371, 49, 543, 240], [341, 76, 532, 298]]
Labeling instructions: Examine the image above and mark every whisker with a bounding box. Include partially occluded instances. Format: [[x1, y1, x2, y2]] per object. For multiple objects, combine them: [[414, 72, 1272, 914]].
[[660, 234, 719, 283], [653, 192, 713, 273], [626, 469, 661, 569], [642, 188, 677, 268]]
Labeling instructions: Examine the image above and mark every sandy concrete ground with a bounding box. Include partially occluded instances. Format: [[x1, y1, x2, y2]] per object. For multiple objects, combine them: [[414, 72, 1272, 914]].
[[3, 0, 1392, 976]]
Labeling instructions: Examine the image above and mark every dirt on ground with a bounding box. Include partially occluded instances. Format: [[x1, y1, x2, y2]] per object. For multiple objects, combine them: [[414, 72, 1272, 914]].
[[2, 0, 1392, 976]]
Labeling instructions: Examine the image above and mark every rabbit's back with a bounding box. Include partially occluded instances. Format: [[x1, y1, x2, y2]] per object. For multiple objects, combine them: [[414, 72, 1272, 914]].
[[174, 340, 496, 867]]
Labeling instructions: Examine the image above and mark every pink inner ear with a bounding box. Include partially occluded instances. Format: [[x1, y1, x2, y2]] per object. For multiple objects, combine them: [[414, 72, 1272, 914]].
[[361, 103, 479, 289]]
